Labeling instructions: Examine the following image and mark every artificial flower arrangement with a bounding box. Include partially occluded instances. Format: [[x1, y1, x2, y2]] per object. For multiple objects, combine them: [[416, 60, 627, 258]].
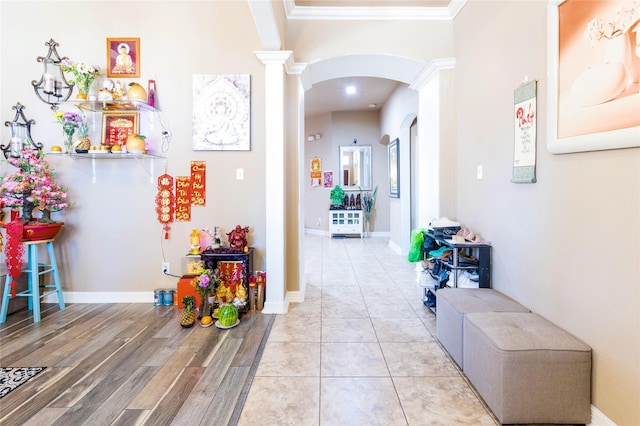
[[361, 185, 378, 225], [0, 147, 69, 224], [60, 59, 99, 98], [192, 267, 223, 316], [54, 110, 84, 153]]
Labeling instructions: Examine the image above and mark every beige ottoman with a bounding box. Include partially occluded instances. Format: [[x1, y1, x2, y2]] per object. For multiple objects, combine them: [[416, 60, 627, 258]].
[[463, 312, 592, 425], [435, 288, 529, 368]]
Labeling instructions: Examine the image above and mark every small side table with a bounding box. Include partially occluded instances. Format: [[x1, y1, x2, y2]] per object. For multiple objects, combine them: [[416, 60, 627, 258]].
[[0, 238, 65, 323]]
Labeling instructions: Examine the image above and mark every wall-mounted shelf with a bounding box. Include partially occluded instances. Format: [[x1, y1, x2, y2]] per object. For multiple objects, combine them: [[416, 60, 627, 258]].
[[67, 99, 159, 114], [67, 152, 165, 183]]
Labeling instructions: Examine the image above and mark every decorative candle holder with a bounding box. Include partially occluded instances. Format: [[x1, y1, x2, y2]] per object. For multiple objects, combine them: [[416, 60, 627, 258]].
[[31, 39, 74, 110]]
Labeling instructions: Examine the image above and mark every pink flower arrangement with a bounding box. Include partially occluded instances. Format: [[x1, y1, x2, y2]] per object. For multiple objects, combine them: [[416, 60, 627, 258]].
[[0, 148, 69, 223], [194, 268, 223, 299]]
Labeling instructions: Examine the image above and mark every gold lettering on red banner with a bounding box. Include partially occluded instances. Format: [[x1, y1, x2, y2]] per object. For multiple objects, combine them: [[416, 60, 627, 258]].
[[175, 176, 192, 222], [190, 161, 206, 206]]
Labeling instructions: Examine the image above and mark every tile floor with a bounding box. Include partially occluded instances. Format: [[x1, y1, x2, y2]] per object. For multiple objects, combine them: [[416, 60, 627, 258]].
[[238, 234, 498, 425]]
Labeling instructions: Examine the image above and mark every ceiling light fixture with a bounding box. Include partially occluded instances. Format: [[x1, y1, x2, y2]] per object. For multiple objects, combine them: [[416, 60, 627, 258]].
[[345, 85, 356, 95], [368, 103, 377, 108]]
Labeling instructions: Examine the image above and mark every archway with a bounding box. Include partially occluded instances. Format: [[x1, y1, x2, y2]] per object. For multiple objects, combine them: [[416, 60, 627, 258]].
[[296, 53, 430, 298]]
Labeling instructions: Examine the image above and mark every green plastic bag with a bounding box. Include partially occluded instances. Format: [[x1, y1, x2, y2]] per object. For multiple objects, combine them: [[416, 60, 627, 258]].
[[408, 228, 425, 262]]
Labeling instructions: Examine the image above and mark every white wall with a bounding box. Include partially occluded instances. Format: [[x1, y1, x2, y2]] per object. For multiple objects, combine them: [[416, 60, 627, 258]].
[[1, 1, 268, 295], [304, 110, 389, 233], [380, 84, 418, 251], [454, 2, 639, 424]]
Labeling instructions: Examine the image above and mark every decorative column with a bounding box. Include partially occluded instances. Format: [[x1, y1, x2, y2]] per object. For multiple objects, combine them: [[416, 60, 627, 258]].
[[410, 58, 456, 229], [254, 51, 292, 314]]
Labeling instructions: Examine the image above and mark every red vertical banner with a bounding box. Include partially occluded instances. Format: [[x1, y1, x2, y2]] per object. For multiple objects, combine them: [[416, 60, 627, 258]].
[[175, 176, 192, 222], [190, 161, 206, 206], [156, 173, 175, 239]]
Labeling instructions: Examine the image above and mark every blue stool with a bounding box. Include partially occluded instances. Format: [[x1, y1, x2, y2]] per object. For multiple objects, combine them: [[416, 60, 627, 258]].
[[0, 238, 65, 323]]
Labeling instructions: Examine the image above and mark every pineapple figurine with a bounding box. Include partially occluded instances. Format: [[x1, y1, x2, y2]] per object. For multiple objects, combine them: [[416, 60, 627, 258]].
[[181, 295, 196, 328], [76, 122, 91, 152]]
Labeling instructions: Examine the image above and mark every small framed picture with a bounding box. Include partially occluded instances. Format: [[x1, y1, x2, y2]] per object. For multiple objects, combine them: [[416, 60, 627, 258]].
[[101, 112, 139, 146], [106, 38, 140, 78], [388, 138, 399, 197]]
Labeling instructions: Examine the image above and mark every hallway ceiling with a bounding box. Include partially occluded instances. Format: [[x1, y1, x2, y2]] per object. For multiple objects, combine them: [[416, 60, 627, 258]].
[[304, 77, 401, 117], [295, 0, 455, 117]]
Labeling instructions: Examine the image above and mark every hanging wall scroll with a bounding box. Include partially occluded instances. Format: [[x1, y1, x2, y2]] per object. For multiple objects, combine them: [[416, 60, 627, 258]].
[[513, 80, 537, 183]]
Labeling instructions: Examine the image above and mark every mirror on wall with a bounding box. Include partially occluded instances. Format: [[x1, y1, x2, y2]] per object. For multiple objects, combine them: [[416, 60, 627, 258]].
[[339, 145, 372, 190]]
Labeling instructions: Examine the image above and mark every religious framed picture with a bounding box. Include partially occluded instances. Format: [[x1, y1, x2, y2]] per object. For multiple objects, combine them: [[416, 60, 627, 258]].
[[101, 112, 139, 146], [192, 74, 251, 151], [106, 37, 140, 78], [388, 138, 399, 197], [547, 0, 640, 154]]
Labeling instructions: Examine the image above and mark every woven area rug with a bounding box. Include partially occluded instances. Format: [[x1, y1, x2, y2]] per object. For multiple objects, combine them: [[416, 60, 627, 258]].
[[0, 367, 46, 398]]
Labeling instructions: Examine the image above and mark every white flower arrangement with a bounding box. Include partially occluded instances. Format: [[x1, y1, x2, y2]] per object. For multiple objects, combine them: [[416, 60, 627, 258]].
[[60, 59, 99, 94], [584, 1, 640, 47]]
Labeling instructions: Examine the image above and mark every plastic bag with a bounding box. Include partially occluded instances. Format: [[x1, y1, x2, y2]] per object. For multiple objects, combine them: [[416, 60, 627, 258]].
[[408, 228, 425, 262]]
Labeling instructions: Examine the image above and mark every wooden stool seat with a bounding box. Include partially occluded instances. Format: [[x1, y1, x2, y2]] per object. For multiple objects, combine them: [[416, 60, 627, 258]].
[[0, 238, 65, 323]]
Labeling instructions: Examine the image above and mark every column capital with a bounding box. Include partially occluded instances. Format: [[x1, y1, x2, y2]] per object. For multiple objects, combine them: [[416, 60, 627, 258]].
[[254, 50, 293, 65]]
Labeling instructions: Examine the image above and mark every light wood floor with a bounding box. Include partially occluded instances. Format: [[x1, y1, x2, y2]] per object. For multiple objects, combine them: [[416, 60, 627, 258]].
[[0, 302, 274, 425]]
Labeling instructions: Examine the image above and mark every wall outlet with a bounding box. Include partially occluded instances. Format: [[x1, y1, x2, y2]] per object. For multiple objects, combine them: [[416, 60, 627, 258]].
[[162, 262, 170, 274]]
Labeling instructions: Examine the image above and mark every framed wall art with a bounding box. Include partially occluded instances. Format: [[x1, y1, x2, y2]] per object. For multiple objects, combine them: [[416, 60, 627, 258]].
[[106, 38, 140, 78], [388, 138, 399, 197], [323, 171, 333, 188], [101, 112, 139, 146], [547, 0, 640, 154], [192, 74, 251, 151]]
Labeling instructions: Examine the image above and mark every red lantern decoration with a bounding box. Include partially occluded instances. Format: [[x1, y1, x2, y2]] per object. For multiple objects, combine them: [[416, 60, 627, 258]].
[[156, 173, 175, 239]]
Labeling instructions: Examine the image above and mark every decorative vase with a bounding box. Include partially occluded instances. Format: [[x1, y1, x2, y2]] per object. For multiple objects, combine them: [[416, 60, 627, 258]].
[[63, 125, 76, 154], [604, 32, 639, 84], [364, 219, 371, 238], [75, 79, 92, 100], [198, 295, 211, 319]]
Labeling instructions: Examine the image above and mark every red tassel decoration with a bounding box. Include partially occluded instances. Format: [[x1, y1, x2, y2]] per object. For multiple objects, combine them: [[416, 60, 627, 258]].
[[5, 220, 24, 297]]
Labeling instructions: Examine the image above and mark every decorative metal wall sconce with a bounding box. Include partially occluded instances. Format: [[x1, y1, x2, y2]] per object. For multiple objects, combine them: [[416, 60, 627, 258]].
[[1, 103, 43, 159], [31, 39, 74, 110]]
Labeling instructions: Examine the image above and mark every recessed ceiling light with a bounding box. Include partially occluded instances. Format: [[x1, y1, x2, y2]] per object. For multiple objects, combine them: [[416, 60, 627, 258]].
[[368, 103, 377, 108], [346, 85, 356, 95]]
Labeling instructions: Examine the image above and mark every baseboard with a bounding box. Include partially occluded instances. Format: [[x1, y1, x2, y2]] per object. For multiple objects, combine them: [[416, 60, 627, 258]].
[[261, 300, 289, 314], [589, 405, 617, 426], [304, 228, 390, 239], [43, 291, 152, 304], [304, 228, 327, 236]]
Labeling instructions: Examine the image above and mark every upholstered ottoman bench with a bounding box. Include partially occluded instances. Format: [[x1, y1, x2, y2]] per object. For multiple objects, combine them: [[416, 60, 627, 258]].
[[463, 312, 592, 425], [435, 288, 529, 368]]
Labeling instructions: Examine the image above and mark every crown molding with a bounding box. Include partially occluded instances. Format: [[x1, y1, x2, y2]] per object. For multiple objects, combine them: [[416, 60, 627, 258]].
[[283, 0, 467, 20], [409, 57, 456, 90]]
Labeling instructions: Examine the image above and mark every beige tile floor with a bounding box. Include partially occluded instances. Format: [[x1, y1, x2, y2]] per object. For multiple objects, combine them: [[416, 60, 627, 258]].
[[238, 234, 498, 426]]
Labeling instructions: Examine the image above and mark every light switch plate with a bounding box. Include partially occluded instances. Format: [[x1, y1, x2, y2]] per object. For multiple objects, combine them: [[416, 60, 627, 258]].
[[477, 165, 483, 180], [236, 168, 244, 180]]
